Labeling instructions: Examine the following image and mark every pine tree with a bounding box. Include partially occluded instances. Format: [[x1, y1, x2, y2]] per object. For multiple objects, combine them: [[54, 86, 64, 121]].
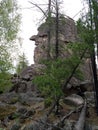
[[16, 53, 29, 74]]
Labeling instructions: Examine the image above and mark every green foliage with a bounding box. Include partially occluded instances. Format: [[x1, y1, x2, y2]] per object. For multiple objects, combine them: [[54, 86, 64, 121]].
[[0, 46, 13, 72], [33, 59, 64, 105], [0, 0, 20, 43], [76, 18, 94, 44], [0, 46, 13, 92], [67, 42, 93, 58], [0, 72, 12, 92], [0, 0, 21, 91], [92, 0, 98, 43], [16, 53, 29, 74], [76, 18, 95, 58], [44, 97, 53, 107], [0, 0, 21, 57], [33, 43, 85, 105]]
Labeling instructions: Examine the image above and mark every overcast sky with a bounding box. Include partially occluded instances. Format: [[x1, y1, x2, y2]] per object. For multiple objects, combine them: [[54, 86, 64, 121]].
[[17, 0, 84, 65]]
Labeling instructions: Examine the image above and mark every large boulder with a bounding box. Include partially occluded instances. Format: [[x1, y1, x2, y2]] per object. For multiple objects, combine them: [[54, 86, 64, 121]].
[[63, 94, 84, 107], [9, 64, 45, 93]]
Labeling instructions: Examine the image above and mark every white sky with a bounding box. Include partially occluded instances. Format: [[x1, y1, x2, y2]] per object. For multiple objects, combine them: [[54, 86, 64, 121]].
[[17, 0, 85, 65]]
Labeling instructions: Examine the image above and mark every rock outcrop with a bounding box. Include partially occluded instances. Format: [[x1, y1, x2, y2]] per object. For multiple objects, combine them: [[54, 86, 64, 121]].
[[8, 16, 93, 94], [30, 16, 93, 86], [0, 16, 97, 130], [30, 17, 77, 63], [9, 64, 45, 93]]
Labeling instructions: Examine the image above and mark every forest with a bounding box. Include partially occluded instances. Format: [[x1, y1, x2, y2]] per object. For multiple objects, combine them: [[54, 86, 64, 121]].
[[0, 0, 98, 130]]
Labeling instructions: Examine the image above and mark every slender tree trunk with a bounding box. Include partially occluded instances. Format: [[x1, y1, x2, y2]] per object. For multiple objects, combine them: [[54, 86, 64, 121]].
[[55, 0, 59, 59], [92, 0, 98, 64], [91, 52, 98, 114], [89, 0, 98, 115], [47, 0, 51, 59]]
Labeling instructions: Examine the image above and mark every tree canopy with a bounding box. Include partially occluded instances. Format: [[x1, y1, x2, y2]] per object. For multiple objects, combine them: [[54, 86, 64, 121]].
[[0, 0, 21, 91]]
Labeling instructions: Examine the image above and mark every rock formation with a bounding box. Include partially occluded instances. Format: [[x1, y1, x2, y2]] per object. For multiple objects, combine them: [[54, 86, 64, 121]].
[[9, 16, 93, 94], [0, 16, 97, 130], [8, 16, 93, 94], [30, 17, 77, 63], [30, 16, 93, 86]]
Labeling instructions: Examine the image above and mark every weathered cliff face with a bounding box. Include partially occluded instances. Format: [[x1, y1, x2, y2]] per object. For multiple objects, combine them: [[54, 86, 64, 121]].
[[30, 17, 77, 63], [30, 17, 92, 82], [9, 16, 93, 94]]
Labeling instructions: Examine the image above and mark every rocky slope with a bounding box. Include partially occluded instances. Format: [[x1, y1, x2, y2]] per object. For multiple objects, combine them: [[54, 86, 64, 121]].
[[0, 89, 98, 130]]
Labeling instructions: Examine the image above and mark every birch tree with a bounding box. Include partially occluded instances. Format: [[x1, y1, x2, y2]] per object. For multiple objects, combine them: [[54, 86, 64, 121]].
[[0, 0, 21, 91]]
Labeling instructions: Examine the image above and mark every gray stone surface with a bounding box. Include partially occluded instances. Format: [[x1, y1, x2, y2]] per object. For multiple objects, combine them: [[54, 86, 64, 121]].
[[63, 94, 84, 106], [30, 17, 77, 63], [84, 91, 95, 106]]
